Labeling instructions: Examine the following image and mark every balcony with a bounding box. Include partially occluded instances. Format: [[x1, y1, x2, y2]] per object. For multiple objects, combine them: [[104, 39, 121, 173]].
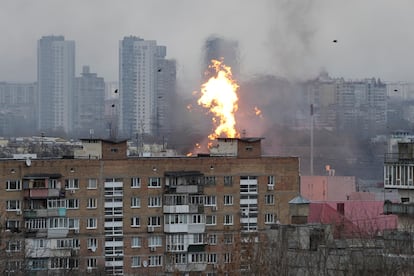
[[166, 263, 207, 272], [384, 201, 414, 217], [24, 208, 66, 218], [23, 188, 63, 198]]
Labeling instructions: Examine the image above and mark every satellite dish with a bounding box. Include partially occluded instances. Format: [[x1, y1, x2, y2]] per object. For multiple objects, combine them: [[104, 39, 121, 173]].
[[142, 260, 148, 267], [25, 158, 31, 167]]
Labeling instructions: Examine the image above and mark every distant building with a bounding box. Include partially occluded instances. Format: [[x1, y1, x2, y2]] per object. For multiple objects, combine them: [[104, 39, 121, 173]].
[[0, 82, 37, 136], [37, 36, 75, 135], [119, 36, 176, 140], [73, 66, 105, 138]]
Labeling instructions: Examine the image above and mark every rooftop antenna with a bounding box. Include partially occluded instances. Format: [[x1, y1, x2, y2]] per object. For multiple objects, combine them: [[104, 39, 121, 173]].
[[310, 104, 314, 176]]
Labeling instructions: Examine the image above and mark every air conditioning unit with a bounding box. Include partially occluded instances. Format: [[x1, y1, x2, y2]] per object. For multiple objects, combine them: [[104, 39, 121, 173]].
[[16, 210, 22, 215], [150, 246, 156, 252], [211, 206, 217, 212], [147, 226, 154, 233], [87, 267, 93, 273], [70, 190, 76, 194], [267, 184, 274, 191]]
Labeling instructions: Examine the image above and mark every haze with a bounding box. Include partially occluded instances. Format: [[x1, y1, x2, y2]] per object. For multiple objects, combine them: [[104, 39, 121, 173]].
[[2, 0, 414, 86]]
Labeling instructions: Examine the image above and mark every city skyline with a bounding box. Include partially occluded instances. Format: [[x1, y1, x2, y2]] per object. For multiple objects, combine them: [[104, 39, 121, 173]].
[[2, 0, 414, 86]]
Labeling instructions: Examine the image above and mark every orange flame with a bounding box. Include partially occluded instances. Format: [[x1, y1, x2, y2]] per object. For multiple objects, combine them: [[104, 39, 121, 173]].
[[197, 59, 240, 140], [254, 106, 263, 118]]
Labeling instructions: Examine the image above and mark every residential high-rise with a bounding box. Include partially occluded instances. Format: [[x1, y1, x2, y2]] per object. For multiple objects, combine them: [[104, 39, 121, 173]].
[[37, 36, 75, 135], [0, 137, 299, 275], [73, 66, 105, 138], [119, 36, 175, 140]]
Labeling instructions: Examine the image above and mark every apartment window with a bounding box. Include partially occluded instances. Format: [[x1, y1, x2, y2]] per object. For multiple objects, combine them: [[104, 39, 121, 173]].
[[191, 214, 204, 224], [86, 218, 97, 229], [66, 199, 79, 209], [131, 256, 141, 267], [148, 236, 163, 247], [206, 215, 216, 226], [208, 234, 217, 245], [6, 220, 20, 231], [148, 196, 162, 207], [31, 259, 47, 270], [131, 217, 140, 227], [6, 241, 21, 252], [205, 195, 217, 206], [148, 216, 161, 227], [33, 239, 46, 248], [6, 200, 20, 211], [265, 194, 275, 205], [6, 260, 22, 272], [208, 253, 218, 264], [87, 179, 97, 189], [190, 252, 206, 263], [265, 213, 275, 224], [87, 258, 97, 269], [87, 238, 97, 250], [148, 255, 163, 267], [131, 197, 141, 208], [68, 218, 80, 230], [224, 233, 233, 244], [204, 176, 216, 185], [193, 233, 204, 244], [6, 180, 21, 190], [131, 237, 142, 248], [224, 195, 233, 205], [148, 177, 162, 188], [224, 252, 232, 263], [87, 198, 97, 209], [224, 176, 233, 186], [268, 175, 275, 185], [65, 179, 79, 189], [51, 257, 79, 269], [224, 215, 233, 225], [131, 177, 141, 188]]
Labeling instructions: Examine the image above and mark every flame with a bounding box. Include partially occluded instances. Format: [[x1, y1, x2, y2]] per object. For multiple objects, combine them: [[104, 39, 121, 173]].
[[186, 152, 193, 157], [197, 59, 240, 140], [254, 106, 263, 118]]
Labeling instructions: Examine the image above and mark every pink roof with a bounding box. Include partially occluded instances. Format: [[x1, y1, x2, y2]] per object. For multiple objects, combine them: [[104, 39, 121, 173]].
[[308, 201, 397, 238]]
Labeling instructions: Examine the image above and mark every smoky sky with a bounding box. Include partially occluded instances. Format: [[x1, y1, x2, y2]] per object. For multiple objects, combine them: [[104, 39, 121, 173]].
[[2, 0, 414, 86]]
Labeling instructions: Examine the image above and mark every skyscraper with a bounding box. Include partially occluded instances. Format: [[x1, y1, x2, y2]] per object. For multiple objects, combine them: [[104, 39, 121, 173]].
[[37, 35, 75, 135], [119, 36, 175, 140], [73, 66, 105, 138]]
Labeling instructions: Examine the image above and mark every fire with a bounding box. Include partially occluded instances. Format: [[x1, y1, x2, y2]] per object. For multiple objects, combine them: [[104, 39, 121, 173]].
[[254, 106, 263, 118], [197, 59, 240, 140]]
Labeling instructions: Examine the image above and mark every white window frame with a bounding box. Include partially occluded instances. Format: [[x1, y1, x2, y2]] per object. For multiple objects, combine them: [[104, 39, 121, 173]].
[[66, 199, 79, 209], [131, 177, 141, 188], [131, 236, 142, 248], [148, 177, 162, 188], [87, 258, 97, 269], [148, 255, 163, 267], [224, 214, 233, 225], [148, 196, 162, 207], [131, 197, 141, 208], [6, 200, 21, 211], [206, 215, 216, 226], [87, 198, 97, 209], [268, 175, 275, 185], [148, 236, 163, 247], [6, 241, 21, 252], [87, 178, 97, 189], [265, 194, 274, 205], [6, 180, 21, 191], [208, 234, 217, 245], [86, 218, 97, 229], [204, 196, 217, 206], [131, 256, 141, 268], [131, 217, 140, 227], [265, 213, 275, 224], [224, 195, 233, 206], [148, 216, 162, 227], [65, 179, 79, 190]]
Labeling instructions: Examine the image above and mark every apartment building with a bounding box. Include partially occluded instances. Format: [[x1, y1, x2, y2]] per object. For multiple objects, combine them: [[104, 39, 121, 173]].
[[0, 137, 299, 275]]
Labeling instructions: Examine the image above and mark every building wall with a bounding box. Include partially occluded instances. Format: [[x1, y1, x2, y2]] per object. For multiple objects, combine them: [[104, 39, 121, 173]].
[[301, 176, 356, 201], [0, 154, 299, 275]]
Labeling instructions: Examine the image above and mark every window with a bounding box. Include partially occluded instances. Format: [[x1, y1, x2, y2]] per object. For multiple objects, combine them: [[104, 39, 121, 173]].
[[31, 259, 47, 270], [65, 179, 79, 189], [131, 236, 142, 248], [131, 256, 141, 267], [6, 200, 20, 211], [131, 177, 141, 188], [204, 176, 216, 185], [33, 239, 46, 248], [193, 233, 205, 244], [148, 255, 163, 267], [87, 258, 97, 269], [265, 213, 275, 224], [6, 241, 21, 252], [205, 196, 216, 206], [131, 217, 140, 227], [87, 179, 97, 189], [208, 234, 217, 245], [148, 196, 162, 207], [265, 194, 274, 205], [224, 176, 233, 186], [224, 195, 233, 205], [68, 218, 80, 230], [86, 218, 97, 229], [6, 260, 22, 272], [224, 215, 233, 225], [66, 199, 79, 209], [190, 252, 206, 263], [148, 177, 161, 188], [6, 180, 21, 190], [148, 236, 163, 247], [131, 197, 141, 208], [87, 198, 97, 209], [206, 215, 216, 226], [224, 252, 232, 263], [268, 175, 275, 185], [87, 238, 97, 249], [50, 257, 79, 269], [208, 253, 217, 264], [6, 220, 20, 231], [224, 233, 233, 244], [148, 216, 161, 227], [191, 214, 204, 224]]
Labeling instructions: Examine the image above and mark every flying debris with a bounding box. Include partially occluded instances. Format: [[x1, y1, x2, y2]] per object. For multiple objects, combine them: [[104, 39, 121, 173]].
[[111, 104, 115, 108], [158, 68, 162, 72], [394, 89, 398, 92], [333, 39, 338, 43], [114, 89, 118, 94]]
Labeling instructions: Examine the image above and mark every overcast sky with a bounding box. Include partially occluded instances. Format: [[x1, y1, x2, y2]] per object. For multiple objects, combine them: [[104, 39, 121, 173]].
[[2, 0, 414, 86]]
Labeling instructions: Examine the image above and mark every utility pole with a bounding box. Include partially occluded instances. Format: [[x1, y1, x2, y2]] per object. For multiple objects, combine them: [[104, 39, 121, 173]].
[[310, 104, 314, 176]]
